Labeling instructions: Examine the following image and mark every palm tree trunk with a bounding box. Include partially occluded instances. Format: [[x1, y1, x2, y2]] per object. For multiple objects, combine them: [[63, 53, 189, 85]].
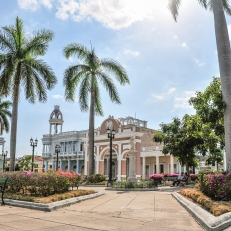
[[212, 0, 231, 172], [10, 65, 21, 171], [88, 77, 95, 176]]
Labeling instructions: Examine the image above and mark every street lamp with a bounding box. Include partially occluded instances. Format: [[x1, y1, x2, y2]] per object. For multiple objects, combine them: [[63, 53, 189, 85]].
[[30, 138, 38, 172], [55, 144, 61, 171], [107, 127, 115, 185], [2, 151, 8, 172]]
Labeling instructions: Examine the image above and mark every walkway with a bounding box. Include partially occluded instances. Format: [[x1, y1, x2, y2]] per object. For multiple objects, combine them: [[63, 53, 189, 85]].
[[0, 186, 225, 231]]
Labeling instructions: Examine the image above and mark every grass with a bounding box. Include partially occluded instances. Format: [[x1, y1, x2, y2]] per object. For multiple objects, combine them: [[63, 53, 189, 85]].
[[4, 190, 95, 204], [180, 188, 231, 216]]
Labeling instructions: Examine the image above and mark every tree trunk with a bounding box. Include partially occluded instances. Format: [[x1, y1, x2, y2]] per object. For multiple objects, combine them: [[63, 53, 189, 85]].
[[212, 0, 231, 172], [10, 64, 21, 171], [88, 77, 95, 176]]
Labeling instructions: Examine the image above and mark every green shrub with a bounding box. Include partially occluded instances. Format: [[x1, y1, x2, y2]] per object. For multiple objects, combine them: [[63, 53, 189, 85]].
[[86, 174, 106, 183]]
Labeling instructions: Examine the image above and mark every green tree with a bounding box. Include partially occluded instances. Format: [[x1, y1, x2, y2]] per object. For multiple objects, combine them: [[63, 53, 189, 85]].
[[18, 155, 38, 171], [63, 44, 130, 175], [0, 17, 57, 171], [205, 147, 223, 170], [168, 0, 231, 171], [153, 116, 205, 175], [189, 77, 225, 148], [0, 97, 12, 134]]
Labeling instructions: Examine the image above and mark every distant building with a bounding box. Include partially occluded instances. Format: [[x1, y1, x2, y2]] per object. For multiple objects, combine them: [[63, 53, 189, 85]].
[[41, 106, 183, 180]]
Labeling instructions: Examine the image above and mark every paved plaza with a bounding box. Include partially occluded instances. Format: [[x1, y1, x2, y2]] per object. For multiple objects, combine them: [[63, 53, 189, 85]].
[[0, 186, 231, 231]]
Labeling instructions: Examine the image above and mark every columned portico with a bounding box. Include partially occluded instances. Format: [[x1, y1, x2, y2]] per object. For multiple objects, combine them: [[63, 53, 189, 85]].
[[156, 156, 160, 174]]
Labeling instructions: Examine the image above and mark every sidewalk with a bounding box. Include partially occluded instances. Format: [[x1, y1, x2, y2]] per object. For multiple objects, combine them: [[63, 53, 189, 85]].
[[0, 186, 219, 231]]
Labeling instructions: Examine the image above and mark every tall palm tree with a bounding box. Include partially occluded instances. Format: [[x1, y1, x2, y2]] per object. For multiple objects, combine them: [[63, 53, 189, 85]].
[[0, 97, 12, 135], [168, 0, 231, 172], [63, 44, 130, 175], [0, 17, 57, 171]]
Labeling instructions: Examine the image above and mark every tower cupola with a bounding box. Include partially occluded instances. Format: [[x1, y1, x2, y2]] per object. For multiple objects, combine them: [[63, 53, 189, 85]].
[[49, 105, 64, 134]]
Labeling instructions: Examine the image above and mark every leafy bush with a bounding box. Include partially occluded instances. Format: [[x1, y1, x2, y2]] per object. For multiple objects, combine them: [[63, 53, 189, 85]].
[[198, 172, 231, 200], [86, 174, 106, 183], [0, 170, 82, 196]]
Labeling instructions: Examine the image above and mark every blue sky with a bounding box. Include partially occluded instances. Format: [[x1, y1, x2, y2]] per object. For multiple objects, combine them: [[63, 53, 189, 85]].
[[0, 0, 230, 157]]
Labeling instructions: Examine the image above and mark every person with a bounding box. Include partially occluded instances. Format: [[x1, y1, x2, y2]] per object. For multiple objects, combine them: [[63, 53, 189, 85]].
[[180, 172, 189, 186], [170, 172, 184, 187]]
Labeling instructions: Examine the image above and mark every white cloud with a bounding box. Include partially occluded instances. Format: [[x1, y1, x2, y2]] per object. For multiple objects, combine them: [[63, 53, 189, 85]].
[[124, 49, 140, 57], [195, 58, 206, 67], [174, 91, 195, 109], [17, 0, 53, 11], [182, 42, 187, 48], [174, 35, 177, 39], [52, 94, 63, 99], [152, 94, 164, 100], [167, 87, 176, 94], [55, 0, 155, 30]]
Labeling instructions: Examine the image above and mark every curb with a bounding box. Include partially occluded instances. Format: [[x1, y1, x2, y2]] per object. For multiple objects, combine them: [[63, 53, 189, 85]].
[[3, 191, 104, 212], [105, 188, 159, 191], [172, 192, 231, 231]]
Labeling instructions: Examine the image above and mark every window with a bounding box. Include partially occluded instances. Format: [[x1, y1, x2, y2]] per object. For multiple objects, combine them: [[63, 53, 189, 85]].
[[73, 142, 76, 151], [80, 142, 84, 151], [64, 142, 67, 152]]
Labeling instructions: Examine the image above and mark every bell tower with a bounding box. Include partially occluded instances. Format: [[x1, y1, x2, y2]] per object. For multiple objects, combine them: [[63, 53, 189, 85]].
[[49, 105, 64, 135]]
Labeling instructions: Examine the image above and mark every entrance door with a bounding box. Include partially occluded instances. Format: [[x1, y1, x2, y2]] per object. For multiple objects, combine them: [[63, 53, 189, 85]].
[[145, 165, 150, 179], [160, 164, 164, 174]]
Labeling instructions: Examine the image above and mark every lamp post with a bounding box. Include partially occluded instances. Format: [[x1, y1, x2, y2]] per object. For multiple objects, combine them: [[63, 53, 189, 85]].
[[30, 138, 38, 172], [107, 127, 115, 184], [55, 144, 61, 171], [2, 151, 7, 172]]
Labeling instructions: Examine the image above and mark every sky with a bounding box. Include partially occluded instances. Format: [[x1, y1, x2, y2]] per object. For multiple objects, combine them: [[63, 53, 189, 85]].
[[0, 0, 230, 158]]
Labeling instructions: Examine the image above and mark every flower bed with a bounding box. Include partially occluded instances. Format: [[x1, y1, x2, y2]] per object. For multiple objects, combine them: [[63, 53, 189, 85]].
[[180, 188, 231, 216], [0, 169, 82, 196], [149, 174, 164, 180]]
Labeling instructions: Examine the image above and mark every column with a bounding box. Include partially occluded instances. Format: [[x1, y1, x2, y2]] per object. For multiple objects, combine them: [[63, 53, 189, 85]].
[[49, 125, 52, 135], [52, 161, 55, 170], [84, 144, 88, 175], [77, 141, 80, 153], [96, 145, 100, 174], [45, 161, 48, 172], [156, 156, 160, 174], [43, 145, 45, 154], [61, 125, 63, 133], [178, 162, 181, 173], [76, 159, 79, 173], [142, 157, 146, 179], [107, 158, 109, 175], [68, 159, 71, 171], [60, 159, 63, 170], [117, 143, 122, 181], [170, 155, 174, 173]]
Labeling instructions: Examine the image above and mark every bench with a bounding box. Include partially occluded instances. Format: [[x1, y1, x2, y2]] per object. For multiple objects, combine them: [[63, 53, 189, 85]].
[[0, 178, 8, 205]]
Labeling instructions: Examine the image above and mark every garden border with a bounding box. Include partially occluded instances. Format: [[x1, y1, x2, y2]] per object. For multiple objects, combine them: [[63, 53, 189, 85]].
[[172, 192, 231, 231], [2, 191, 104, 212], [105, 188, 159, 191]]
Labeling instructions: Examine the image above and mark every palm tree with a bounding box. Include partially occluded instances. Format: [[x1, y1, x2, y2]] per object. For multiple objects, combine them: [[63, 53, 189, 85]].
[[0, 97, 12, 134], [168, 0, 231, 172], [0, 17, 57, 171], [63, 44, 130, 175]]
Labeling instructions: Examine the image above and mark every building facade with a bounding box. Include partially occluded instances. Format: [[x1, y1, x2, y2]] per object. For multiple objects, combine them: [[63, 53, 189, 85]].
[[42, 106, 182, 180]]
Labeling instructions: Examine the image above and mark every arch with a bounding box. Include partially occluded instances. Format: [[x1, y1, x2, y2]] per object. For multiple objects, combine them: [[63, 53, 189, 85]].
[[122, 149, 129, 159], [100, 147, 118, 160]]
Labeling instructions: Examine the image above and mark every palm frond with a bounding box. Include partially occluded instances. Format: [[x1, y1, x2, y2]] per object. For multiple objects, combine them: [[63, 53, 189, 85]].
[[222, 0, 231, 15], [0, 114, 10, 133], [79, 75, 90, 112], [0, 32, 15, 53], [97, 72, 121, 104], [197, 0, 208, 9], [168, 0, 182, 21], [24, 29, 54, 57], [63, 65, 90, 101], [23, 59, 57, 90], [63, 43, 90, 61], [100, 58, 129, 85], [94, 79, 103, 116]]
